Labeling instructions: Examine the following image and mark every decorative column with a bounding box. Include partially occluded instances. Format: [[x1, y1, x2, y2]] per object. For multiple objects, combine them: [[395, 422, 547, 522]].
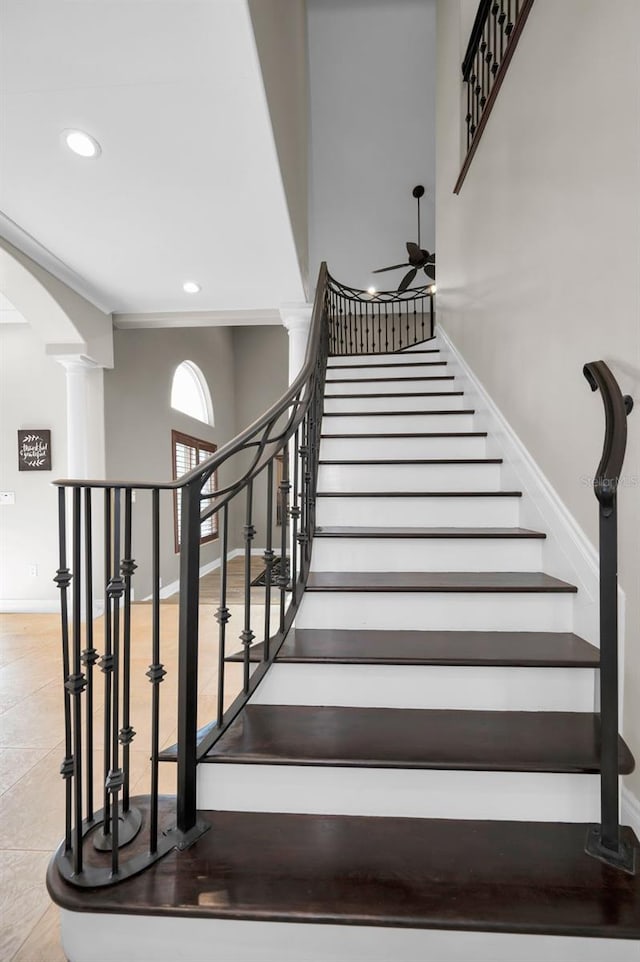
[[280, 303, 313, 384], [53, 354, 102, 479]]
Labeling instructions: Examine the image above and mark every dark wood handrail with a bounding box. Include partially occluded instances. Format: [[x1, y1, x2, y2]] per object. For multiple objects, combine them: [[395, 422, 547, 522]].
[[462, 0, 492, 80], [583, 361, 634, 512]]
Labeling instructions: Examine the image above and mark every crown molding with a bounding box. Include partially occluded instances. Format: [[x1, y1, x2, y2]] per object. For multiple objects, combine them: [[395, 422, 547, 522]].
[[113, 308, 281, 330]]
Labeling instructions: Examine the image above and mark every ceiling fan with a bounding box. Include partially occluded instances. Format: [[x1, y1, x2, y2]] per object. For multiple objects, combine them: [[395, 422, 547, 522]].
[[373, 185, 436, 293]]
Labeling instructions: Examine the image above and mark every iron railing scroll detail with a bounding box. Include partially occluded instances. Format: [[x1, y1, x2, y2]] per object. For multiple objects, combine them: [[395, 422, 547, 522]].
[[455, 0, 536, 193], [50, 263, 330, 887], [327, 274, 435, 355], [583, 360, 636, 875]]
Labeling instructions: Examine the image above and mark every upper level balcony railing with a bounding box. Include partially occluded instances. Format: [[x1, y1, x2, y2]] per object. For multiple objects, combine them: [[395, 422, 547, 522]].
[[455, 0, 536, 193]]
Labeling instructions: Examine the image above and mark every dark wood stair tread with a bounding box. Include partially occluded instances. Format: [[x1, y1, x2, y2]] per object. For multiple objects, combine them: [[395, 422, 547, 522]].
[[305, 571, 576, 592], [323, 409, 475, 417], [326, 390, 463, 398], [328, 350, 441, 363], [227, 628, 599, 667], [326, 376, 455, 383], [47, 804, 640, 939], [319, 458, 503, 465], [204, 705, 633, 774], [315, 526, 545, 539], [327, 351, 447, 371], [321, 431, 487, 439], [317, 490, 521, 497]]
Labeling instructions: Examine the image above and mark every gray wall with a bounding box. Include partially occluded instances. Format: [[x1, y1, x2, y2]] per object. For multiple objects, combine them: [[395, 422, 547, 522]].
[[104, 324, 288, 598], [307, 0, 436, 291], [105, 327, 236, 598], [232, 325, 290, 552], [0, 324, 67, 605], [436, 0, 640, 795]]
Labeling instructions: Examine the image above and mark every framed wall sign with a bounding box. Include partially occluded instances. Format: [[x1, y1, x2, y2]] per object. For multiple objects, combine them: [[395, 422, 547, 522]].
[[18, 430, 52, 471]]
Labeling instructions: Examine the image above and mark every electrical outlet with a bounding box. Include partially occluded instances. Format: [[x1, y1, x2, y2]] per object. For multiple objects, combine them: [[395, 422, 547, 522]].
[[0, 491, 15, 505], [28, 564, 39, 577]]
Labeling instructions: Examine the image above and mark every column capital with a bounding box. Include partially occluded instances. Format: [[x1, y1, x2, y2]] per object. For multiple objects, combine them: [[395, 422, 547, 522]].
[[279, 302, 313, 335], [46, 346, 101, 372]]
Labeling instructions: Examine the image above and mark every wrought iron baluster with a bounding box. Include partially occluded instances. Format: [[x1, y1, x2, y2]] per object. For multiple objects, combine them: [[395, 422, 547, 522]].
[[466, 78, 472, 149], [176, 481, 202, 838], [278, 445, 290, 633], [82, 488, 97, 825], [290, 427, 301, 606], [99, 488, 113, 838], [69, 488, 85, 875], [120, 489, 136, 815], [491, 2, 500, 75], [499, 0, 506, 59], [241, 481, 256, 693], [148, 488, 165, 854], [54, 487, 73, 856], [262, 464, 274, 661], [506, 0, 514, 36], [216, 503, 230, 720], [107, 487, 125, 876]]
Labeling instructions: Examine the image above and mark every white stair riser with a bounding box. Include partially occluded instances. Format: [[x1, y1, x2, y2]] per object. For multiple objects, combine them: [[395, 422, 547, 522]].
[[327, 364, 448, 381], [251, 664, 595, 712], [320, 435, 487, 460], [197, 765, 599, 823], [322, 413, 475, 434], [316, 496, 520, 527], [295, 591, 573, 632], [329, 352, 440, 367], [317, 461, 502, 492], [61, 911, 640, 962], [310, 537, 543, 572], [325, 378, 454, 396], [323, 394, 466, 413]]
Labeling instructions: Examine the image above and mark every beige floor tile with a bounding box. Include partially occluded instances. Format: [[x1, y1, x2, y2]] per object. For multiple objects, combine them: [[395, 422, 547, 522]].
[[0, 749, 49, 797], [0, 850, 53, 962], [11, 904, 66, 962]]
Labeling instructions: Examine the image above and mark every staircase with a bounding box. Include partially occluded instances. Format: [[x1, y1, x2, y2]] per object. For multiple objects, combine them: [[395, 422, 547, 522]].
[[48, 319, 640, 961]]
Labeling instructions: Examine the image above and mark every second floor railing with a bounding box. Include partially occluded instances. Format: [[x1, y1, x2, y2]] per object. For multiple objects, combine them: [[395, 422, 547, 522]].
[[327, 274, 435, 355], [454, 0, 536, 193]]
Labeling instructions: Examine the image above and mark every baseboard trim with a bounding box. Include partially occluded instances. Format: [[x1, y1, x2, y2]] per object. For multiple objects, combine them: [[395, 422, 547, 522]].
[[435, 326, 614, 650], [0, 599, 59, 613], [622, 784, 640, 837]]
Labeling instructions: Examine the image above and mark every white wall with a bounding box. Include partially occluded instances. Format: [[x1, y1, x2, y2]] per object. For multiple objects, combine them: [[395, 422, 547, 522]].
[[0, 324, 68, 608], [308, 0, 436, 292], [436, 0, 640, 795]]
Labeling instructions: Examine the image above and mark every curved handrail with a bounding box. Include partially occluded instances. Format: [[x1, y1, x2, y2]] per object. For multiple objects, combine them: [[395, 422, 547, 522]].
[[55, 263, 329, 494], [328, 272, 434, 303], [583, 360, 634, 512]]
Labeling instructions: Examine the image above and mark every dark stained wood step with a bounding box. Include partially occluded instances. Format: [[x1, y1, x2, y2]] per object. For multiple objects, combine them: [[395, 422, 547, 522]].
[[226, 628, 599, 667], [305, 571, 576, 592], [326, 391, 464, 399], [47, 803, 640, 939], [328, 349, 441, 363], [323, 409, 475, 417], [317, 490, 521, 497], [326, 376, 455, 384], [328, 361, 447, 369], [319, 459, 502, 467], [204, 705, 633, 774], [314, 526, 545, 539], [321, 431, 487, 439]]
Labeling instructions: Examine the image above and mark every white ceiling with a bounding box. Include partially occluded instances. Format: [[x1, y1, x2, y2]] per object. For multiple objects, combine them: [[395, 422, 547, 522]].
[[0, 0, 306, 315]]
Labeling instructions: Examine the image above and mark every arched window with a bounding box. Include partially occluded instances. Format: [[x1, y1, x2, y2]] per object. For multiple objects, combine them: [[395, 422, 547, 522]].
[[170, 360, 214, 425]]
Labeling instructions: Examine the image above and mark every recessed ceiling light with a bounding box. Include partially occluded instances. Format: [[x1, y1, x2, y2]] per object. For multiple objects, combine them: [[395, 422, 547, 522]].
[[367, 286, 377, 295], [183, 281, 201, 294], [63, 129, 101, 158]]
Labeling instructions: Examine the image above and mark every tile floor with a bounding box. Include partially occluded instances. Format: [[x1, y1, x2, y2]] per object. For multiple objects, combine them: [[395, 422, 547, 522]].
[[0, 598, 270, 961]]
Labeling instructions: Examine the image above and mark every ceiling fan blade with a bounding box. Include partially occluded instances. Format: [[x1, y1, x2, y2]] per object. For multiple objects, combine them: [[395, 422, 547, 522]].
[[372, 263, 410, 274], [423, 264, 436, 280], [398, 268, 417, 293]]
